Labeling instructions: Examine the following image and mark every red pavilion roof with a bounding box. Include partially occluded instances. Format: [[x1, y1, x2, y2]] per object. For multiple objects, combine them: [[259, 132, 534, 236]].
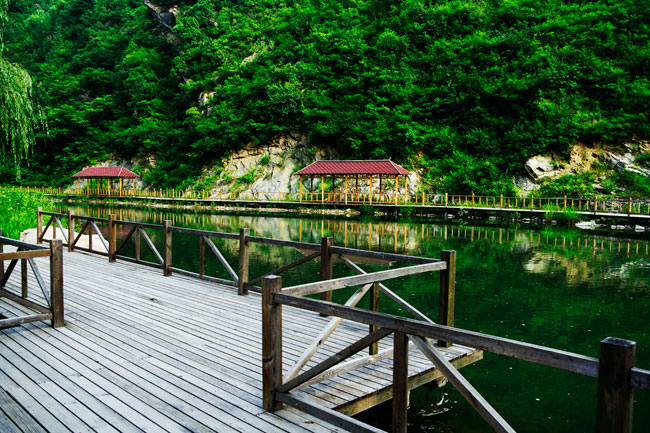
[[295, 160, 411, 176], [72, 167, 139, 178]]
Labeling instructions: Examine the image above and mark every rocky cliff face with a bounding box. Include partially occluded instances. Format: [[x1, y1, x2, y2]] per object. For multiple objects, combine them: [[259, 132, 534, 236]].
[[194, 133, 423, 198], [517, 140, 650, 195]]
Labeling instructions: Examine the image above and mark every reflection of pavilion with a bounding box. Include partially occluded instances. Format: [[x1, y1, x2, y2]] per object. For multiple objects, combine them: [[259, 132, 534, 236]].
[[295, 160, 411, 204], [72, 166, 139, 195]]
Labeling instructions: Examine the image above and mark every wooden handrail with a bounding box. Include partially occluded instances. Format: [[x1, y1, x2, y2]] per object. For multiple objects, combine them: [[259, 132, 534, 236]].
[[0, 235, 64, 329], [281, 261, 447, 297]]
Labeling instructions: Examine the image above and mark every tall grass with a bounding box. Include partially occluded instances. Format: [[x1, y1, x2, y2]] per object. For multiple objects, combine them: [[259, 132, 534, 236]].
[[0, 187, 53, 239]]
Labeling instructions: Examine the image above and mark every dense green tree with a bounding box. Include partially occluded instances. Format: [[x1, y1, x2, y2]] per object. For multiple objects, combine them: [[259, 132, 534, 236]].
[[0, 0, 39, 177], [3, 0, 649, 192]]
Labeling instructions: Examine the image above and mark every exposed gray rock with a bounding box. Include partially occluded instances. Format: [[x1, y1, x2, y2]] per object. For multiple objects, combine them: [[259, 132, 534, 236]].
[[525, 155, 558, 180]]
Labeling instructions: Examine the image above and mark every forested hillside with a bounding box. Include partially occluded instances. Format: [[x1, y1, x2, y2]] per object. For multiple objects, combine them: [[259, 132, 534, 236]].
[[2, 0, 649, 194]]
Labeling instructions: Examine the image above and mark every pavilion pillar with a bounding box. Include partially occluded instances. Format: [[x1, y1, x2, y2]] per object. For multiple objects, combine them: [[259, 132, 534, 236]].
[[404, 176, 408, 204], [369, 175, 373, 204], [299, 176, 303, 201], [321, 176, 325, 203], [119, 178, 123, 195], [310, 175, 314, 201], [395, 175, 399, 205], [379, 175, 383, 203], [356, 175, 359, 202], [345, 176, 348, 205], [76, 178, 80, 195]]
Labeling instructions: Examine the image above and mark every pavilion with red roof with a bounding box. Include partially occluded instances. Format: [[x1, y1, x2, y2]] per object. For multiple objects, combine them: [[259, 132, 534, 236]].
[[72, 166, 139, 195], [294, 160, 411, 204]]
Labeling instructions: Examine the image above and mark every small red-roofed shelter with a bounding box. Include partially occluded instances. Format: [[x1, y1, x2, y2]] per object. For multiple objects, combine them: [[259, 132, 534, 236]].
[[294, 160, 411, 204], [72, 166, 139, 195]]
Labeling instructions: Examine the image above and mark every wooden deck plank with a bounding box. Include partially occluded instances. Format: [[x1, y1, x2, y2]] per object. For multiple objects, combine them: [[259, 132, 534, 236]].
[[0, 247, 481, 433]]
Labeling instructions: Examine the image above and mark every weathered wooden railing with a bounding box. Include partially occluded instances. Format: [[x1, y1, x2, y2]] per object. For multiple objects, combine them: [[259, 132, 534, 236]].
[[262, 267, 650, 433], [14, 185, 650, 216], [0, 231, 64, 329]]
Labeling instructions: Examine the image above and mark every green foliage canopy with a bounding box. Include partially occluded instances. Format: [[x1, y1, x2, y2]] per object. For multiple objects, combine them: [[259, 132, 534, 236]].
[[3, 0, 649, 193]]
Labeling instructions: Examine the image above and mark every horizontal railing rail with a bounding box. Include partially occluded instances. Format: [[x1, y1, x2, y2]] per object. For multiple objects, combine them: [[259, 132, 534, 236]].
[[10, 185, 650, 216], [265, 277, 650, 433], [0, 230, 64, 329]]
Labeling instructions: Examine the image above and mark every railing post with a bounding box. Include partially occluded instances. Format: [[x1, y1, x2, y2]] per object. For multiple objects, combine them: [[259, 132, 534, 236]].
[[438, 250, 456, 347], [392, 331, 409, 433], [628, 197, 632, 215], [471, 193, 475, 207], [135, 228, 141, 261], [320, 236, 333, 307], [0, 228, 4, 282], [199, 236, 205, 277], [596, 337, 635, 433], [563, 195, 567, 210], [369, 282, 380, 355], [37, 206, 43, 244], [50, 239, 64, 328], [238, 228, 250, 295], [500, 194, 503, 208], [108, 214, 116, 262], [21, 258, 28, 298], [262, 275, 283, 412], [445, 192, 448, 206], [163, 220, 172, 276], [67, 210, 74, 252]]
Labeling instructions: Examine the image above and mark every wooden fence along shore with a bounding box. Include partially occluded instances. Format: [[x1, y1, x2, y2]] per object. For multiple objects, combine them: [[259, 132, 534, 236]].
[[8, 186, 650, 218], [0, 207, 648, 432]]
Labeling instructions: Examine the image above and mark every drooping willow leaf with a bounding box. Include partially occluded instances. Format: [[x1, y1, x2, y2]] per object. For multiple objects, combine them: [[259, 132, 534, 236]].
[[0, 0, 39, 177]]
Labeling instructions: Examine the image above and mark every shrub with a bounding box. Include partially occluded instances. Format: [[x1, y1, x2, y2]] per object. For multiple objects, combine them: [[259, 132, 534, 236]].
[[537, 173, 595, 197], [0, 187, 54, 239]]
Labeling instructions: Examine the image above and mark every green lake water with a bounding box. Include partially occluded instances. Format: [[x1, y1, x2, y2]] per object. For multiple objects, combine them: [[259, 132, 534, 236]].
[[59, 204, 650, 432]]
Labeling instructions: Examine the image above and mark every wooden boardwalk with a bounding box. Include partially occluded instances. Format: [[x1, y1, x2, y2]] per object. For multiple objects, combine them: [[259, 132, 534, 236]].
[[0, 248, 481, 432]]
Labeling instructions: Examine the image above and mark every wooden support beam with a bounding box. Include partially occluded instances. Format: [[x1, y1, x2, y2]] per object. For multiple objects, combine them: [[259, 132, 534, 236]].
[[321, 176, 325, 203], [369, 176, 373, 204], [276, 393, 383, 433], [320, 236, 333, 305], [370, 282, 380, 355], [37, 207, 43, 244], [199, 236, 205, 276], [596, 337, 636, 433], [412, 337, 515, 433], [275, 294, 601, 378], [141, 229, 164, 265], [248, 251, 321, 287], [262, 275, 283, 411], [392, 332, 409, 433], [21, 258, 27, 298], [204, 236, 238, 282], [67, 210, 74, 252], [135, 227, 141, 260], [279, 328, 393, 393], [438, 250, 456, 347], [163, 220, 172, 276], [299, 176, 303, 201], [338, 254, 434, 323], [282, 260, 446, 297], [0, 313, 52, 329], [108, 214, 116, 262], [285, 282, 373, 382], [0, 250, 51, 260], [50, 239, 64, 328], [238, 228, 250, 295], [345, 176, 348, 204]]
